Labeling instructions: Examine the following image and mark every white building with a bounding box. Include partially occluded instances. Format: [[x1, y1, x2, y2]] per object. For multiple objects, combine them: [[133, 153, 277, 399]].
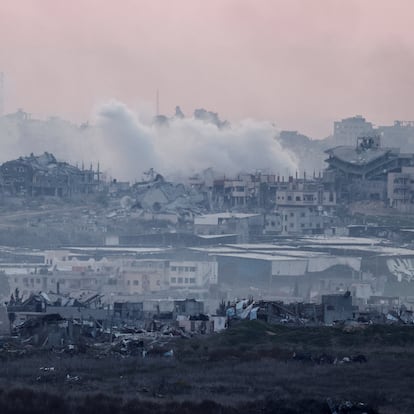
[[278, 207, 328, 235], [169, 260, 218, 289], [276, 180, 336, 209], [119, 259, 169, 295]]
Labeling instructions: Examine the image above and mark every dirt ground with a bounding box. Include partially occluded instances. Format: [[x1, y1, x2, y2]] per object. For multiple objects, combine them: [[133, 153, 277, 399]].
[[0, 322, 413, 413]]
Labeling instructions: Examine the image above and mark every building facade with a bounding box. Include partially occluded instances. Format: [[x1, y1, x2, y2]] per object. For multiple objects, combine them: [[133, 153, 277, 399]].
[[333, 115, 375, 146], [0, 152, 98, 197]]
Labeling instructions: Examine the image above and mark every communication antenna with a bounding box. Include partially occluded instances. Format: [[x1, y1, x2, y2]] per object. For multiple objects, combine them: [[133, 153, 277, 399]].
[[156, 89, 159, 116], [0, 72, 4, 117]]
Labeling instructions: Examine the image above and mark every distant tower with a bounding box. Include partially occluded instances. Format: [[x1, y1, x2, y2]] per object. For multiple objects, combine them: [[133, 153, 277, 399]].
[[156, 89, 159, 116], [0, 72, 4, 117]]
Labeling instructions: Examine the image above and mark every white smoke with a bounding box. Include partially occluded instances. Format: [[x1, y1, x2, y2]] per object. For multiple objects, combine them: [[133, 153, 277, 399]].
[[0, 101, 299, 181], [93, 101, 298, 180]]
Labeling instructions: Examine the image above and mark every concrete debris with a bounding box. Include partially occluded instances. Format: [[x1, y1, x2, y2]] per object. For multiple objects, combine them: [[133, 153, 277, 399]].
[[0, 152, 99, 197], [292, 352, 368, 365], [39, 366, 55, 371], [224, 293, 414, 327], [131, 176, 207, 217], [326, 398, 379, 414], [225, 298, 324, 325], [65, 374, 80, 382], [2, 291, 220, 360]]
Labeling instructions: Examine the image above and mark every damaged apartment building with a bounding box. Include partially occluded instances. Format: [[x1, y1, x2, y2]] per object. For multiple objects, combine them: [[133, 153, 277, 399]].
[[190, 171, 338, 236], [0, 152, 99, 197], [325, 136, 414, 205], [264, 175, 337, 235]]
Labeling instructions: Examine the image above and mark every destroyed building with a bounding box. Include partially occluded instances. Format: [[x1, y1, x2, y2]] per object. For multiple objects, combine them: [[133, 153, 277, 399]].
[[7, 291, 110, 334], [387, 166, 414, 212], [131, 171, 207, 219], [322, 292, 355, 324], [0, 152, 99, 197], [212, 172, 276, 210], [325, 136, 414, 202]]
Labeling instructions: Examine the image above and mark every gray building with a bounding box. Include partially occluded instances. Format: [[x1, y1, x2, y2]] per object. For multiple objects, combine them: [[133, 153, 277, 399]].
[[333, 115, 375, 146], [322, 292, 354, 324]]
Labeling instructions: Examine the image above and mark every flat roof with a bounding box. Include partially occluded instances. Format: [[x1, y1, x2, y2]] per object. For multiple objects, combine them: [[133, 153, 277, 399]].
[[225, 243, 295, 250], [224, 244, 330, 258], [215, 253, 304, 261], [305, 244, 414, 256], [194, 213, 261, 225], [255, 250, 328, 258], [301, 236, 381, 245], [64, 247, 170, 253], [197, 234, 238, 239], [189, 247, 246, 254]]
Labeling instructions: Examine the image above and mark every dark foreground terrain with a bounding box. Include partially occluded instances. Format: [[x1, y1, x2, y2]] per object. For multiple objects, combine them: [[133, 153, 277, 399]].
[[1, 321, 414, 413]]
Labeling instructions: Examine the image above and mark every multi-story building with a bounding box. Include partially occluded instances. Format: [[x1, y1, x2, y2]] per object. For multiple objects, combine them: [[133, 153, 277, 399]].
[[378, 120, 414, 148], [275, 178, 336, 210], [387, 166, 414, 211], [333, 115, 375, 146], [263, 212, 283, 234], [8, 269, 111, 299], [277, 207, 329, 235], [265, 177, 337, 235], [169, 260, 218, 289], [0, 152, 98, 197], [194, 212, 264, 242], [325, 136, 414, 202], [119, 259, 168, 295], [212, 173, 278, 209], [6, 250, 221, 299]]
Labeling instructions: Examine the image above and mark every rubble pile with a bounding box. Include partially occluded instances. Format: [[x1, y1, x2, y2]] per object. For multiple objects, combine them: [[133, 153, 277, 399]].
[[291, 351, 368, 365], [0, 319, 184, 360], [2, 291, 220, 360], [131, 172, 207, 218], [224, 298, 324, 325]]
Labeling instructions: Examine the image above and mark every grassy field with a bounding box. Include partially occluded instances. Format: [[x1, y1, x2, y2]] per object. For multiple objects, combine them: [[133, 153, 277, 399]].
[[0, 321, 413, 413]]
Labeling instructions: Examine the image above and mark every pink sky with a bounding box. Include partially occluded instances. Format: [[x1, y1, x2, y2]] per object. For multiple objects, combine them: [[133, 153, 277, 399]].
[[0, 0, 413, 137]]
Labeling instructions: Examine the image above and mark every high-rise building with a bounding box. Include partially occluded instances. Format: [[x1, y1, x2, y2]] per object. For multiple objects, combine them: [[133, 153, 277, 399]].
[[333, 115, 375, 146]]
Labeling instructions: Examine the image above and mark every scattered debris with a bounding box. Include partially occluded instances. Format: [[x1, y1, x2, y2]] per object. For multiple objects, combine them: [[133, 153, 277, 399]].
[[292, 352, 368, 366]]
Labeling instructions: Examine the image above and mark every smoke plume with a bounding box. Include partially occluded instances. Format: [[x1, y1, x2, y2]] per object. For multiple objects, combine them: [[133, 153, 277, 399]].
[[0, 101, 299, 181], [93, 101, 298, 180]]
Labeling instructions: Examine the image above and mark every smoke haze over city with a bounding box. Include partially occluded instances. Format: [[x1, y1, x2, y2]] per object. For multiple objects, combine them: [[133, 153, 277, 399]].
[[1, 3, 414, 413], [0, 101, 298, 180]]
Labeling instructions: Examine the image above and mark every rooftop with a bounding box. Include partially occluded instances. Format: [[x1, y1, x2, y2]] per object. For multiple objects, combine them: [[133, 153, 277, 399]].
[[301, 236, 381, 245], [306, 244, 414, 257], [194, 213, 261, 226], [325, 146, 396, 166], [215, 252, 303, 262]]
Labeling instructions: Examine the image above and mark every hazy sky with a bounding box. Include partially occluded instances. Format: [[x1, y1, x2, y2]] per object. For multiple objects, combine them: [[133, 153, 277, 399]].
[[0, 0, 413, 138]]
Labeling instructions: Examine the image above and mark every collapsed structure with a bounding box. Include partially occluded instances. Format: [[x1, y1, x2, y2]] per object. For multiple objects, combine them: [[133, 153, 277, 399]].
[[325, 136, 414, 206], [0, 152, 99, 197]]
